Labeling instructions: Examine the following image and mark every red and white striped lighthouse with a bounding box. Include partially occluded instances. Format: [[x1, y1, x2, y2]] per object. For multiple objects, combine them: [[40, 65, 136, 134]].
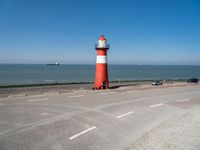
[[94, 35, 109, 89]]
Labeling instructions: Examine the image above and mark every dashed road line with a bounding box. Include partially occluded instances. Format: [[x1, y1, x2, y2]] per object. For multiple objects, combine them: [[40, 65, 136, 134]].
[[148, 103, 163, 108], [126, 90, 138, 93], [60, 92, 74, 96], [100, 92, 116, 95], [28, 98, 49, 102], [27, 94, 45, 98], [116, 111, 134, 119], [68, 95, 84, 98], [1, 94, 44, 101], [96, 91, 200, 110], [40, 112, 48, 116], [69, 126, 97, 140], [44, 92, 59, 96], [175, 99, 190, 102], [8, 94, 25, 98], [0, 97, 27, 101]]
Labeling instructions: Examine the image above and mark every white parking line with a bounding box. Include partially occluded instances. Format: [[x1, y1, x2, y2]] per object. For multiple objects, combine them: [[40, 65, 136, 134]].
[[116, 111, 134, 119], [69, 126, 96, 140], [27, 94, 45, 98], [148, 103, 163, 108], [175, 99, 190, 102], [28, 98, 49, 102], [126, 90, 137, 93], [60, 92, 74, 96], [100, 92, 115, 95], [8, 94, 25, 98], [68, 95, 84, 98], [44, 92, 59, 96]]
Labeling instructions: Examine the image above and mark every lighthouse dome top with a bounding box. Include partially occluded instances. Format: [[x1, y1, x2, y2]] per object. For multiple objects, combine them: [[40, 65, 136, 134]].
[[95, 35, 109, 49], [99, 35, 106, 41]]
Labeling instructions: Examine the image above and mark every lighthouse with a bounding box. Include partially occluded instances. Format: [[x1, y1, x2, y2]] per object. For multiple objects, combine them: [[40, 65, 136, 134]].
[[94, 35, 110, 89]]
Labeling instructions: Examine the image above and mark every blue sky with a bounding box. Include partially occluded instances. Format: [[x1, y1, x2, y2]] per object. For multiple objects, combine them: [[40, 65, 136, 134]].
[[0, 0, 200, 65]]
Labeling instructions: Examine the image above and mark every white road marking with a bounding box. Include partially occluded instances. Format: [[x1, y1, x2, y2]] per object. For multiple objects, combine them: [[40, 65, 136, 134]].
[[119, 87, 126, 90], [126, 90, 138, 93], [141, 85, 149, 88], [27, 94, 45, 98], [28, 98, 49, 102], [8, 94, 25, 98], [96, 91, 200, 109], [126, 90, 133, 93], [69, 126, 96, 140], [44, 92, 59, 96], [148, 103, 163, 108], [100, 92, 115, 95], [68, 95, 84, 98], [116, 111, 134, 119], [2, 94, 45, 100], [60, 92, 74, 96], [41, 112, 48, 116], [175, 99, 190, 102]]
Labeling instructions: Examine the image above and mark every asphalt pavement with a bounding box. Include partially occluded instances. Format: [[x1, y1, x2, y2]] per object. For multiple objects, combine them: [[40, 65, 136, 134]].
[[0, 84, 200, 150]]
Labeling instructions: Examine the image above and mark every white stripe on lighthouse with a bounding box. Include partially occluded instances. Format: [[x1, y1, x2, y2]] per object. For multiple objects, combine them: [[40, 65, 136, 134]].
[[96, 55, 107, 64]]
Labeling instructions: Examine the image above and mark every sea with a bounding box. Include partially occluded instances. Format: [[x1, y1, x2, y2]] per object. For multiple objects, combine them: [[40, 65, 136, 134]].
[[0, 64, 200, 86]]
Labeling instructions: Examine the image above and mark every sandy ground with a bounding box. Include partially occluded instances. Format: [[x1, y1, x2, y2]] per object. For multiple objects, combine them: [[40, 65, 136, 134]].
[[128, 107, 200, 150]]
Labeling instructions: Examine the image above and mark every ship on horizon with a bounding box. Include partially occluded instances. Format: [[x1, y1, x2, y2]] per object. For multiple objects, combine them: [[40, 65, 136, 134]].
[[46, 62, 60, 66]]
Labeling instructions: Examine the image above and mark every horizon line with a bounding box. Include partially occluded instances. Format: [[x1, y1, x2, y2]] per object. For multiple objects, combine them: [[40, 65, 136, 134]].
[[0, 63, 200, 66]]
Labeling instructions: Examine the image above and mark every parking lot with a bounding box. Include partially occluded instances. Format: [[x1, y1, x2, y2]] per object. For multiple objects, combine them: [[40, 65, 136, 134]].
[[0, 84, 200, 150]]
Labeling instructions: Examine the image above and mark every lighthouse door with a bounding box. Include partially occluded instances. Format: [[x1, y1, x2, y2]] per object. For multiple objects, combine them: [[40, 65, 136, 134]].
[[102, 81, 107, 89]]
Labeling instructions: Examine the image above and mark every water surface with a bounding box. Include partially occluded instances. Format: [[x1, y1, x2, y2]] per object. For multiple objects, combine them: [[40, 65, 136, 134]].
[[0, 64, 199, 85]]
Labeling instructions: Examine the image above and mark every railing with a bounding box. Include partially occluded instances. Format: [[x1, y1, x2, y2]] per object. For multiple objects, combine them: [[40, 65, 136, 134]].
[[95, 44, 110, 49]]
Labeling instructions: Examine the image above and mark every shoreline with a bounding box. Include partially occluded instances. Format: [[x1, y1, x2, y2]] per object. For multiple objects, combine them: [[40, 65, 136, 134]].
[[0, 78, 190, 88], [0, 79, 197, 98]]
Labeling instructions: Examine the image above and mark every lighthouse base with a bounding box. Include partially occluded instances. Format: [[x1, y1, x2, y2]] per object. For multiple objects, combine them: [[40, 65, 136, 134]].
[[94, 81, 109, 90], [94, 63, 109, 90]]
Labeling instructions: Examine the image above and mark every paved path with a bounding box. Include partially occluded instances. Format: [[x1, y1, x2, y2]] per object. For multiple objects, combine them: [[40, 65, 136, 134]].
[[0, 84, 200, 150]]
